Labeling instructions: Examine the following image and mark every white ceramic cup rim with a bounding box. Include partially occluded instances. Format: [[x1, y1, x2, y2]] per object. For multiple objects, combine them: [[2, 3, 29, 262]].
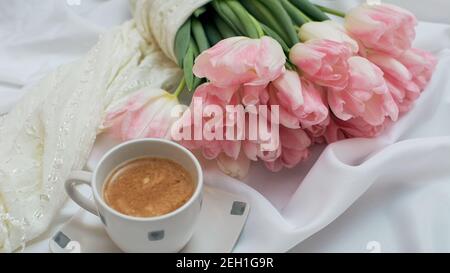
[[91, 138, 203, 222]]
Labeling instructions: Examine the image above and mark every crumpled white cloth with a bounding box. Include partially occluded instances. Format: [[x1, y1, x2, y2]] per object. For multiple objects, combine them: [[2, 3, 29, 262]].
[[132, 0, 211, 63], [1, 0, 450, 253]]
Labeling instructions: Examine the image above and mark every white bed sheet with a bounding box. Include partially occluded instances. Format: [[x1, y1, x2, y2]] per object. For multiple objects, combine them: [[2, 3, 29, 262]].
[[1, 0, 450, 252]]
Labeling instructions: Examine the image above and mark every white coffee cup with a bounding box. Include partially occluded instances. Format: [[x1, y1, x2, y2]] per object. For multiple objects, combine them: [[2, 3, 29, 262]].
[[65, 138, 203, 253]]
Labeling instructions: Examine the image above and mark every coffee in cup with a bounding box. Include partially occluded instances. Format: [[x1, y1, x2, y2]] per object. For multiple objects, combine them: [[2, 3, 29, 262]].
[[65, 138, 203, 252], [103, 157, 195, 218]]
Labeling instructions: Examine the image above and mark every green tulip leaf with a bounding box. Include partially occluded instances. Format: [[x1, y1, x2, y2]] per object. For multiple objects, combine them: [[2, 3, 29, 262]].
[[174, 18, 192, 66]]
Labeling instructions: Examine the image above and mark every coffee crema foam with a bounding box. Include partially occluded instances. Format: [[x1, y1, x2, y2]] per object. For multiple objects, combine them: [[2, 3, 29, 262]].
[[103, 157, 195, 218]]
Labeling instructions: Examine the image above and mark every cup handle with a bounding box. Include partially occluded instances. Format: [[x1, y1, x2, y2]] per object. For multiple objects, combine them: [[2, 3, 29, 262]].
[[65, 171, 99, 216]]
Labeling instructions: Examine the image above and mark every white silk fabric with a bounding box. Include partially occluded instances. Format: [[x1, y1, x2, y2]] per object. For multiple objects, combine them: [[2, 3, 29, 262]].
[[0, 0, 450, 253]]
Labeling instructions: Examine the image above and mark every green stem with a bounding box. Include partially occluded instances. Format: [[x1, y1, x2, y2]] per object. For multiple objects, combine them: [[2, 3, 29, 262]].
[[192, 18, 210, 52], [204, 20, 223, 45], [183, 39, 197, 91], [295, 6, 312, 23], [174, 19, 191, 66], [285, 60, 295, 71], [211, 1, 243, 35], [315, 4, 346, 18], [289, 0, 329, 21], [241, 0, 290, 45], [173, 77, 186, 98], [260, 23, 290, 53], [214, 15, 237, 38], [280, 0, 310, 26], [193, 6, 207, 17], [258, 0, 299, 46], [226, 0, 260, 38], [249, 15, 264, 38]]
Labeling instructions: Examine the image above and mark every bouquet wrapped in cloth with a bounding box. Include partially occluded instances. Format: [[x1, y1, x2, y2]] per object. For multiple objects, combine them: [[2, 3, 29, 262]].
[[115, 0, 437, 177]]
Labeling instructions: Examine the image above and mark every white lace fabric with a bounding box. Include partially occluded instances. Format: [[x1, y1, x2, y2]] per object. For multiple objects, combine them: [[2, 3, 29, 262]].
[[0, 18, 181, 252]]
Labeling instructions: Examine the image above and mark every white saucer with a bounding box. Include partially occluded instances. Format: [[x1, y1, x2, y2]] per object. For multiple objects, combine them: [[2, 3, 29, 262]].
[[50, 186, 249, 253], [50, 134, 250, 253]]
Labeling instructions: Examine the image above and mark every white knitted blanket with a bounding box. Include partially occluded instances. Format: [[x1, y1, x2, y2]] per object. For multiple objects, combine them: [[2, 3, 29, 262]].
[[0, 0, 204, 251]]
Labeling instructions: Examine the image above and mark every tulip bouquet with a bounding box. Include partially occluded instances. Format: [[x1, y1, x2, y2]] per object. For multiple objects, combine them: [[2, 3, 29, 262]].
[[104, 0, 437, 178]]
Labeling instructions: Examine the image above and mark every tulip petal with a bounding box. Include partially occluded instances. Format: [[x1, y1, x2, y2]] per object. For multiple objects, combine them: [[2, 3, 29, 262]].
[[217, 152, 251, 179]]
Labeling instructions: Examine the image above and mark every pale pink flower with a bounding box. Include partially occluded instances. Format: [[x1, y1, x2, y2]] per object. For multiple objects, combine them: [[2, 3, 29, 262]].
[[243, 117, 282, 163], [268, 76, 328, 129], [271, 70, 304, 110], [367, 51, 421, 113], [324, 116, 389, 143], [264, 127, 311, 172], [264, 160, 284, 172], [176, 83, 242, 161], [367, 49, 437, 112], [294, 79, 329, 128], [191, 82, 237, 105], [398, 48, 437, 89], [305, 116, 330, 143], [243, 139, 282, 164], [367, 51, 415, 85], [322, 116, 347, 144], [193, 36, 286, 88], [290, 39, 353, 90], [345, 3, 417, 56], [385, 79, 420, 113], [339, 117, 388, 139], [266, 86, 301, 129], [102, 88, 186, 141], [240, 85, 270, 106], [298, 20, 359, 53], [216, 151, 251, 179], [307, 115, 387, 144], [328, 56, 399, 126]]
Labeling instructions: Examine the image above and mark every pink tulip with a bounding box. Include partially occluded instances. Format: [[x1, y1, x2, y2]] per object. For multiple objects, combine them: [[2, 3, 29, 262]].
[[264, 160, 285, 172], [192, 82, 237, 105], [243, 116, 282, 163], [267, 75, 328, 129], [175, 84, 236, 154], [290, 39, 353, 90], [366, 51, 414, 87], [305, 116, 330, 143], [345, 3, 417, 56], [367, 51, 422, 113], [102, 88, 186, 141], [216, 151, 251, 179], [322, 117, 347, 144], [240, 85, 270, 106], [298, 20, 359, 53], [307, 115, 386, 144], [367, 49, 437, 113], [266, 86, 301, 129], [385, 78, 420, 113], [271, 70, 304, 110], [193, 36, 286, 88], [339, 117, 388, 139], [243, 139, 282, 164], [264, 127, 311, 172], [328, 56, 399, 126], [294, 79, 329, 128], [324, 116, 388, 143], [176, 83, 242, 161], [398, 48, 437, 89]]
